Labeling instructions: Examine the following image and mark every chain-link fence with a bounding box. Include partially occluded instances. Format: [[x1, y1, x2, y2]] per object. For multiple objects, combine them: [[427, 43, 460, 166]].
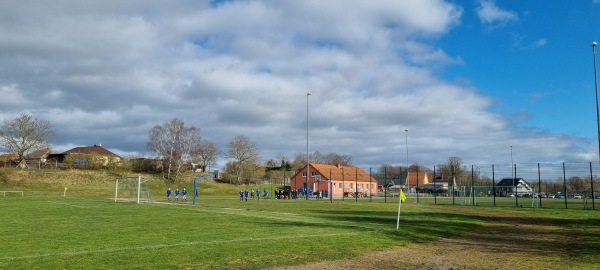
[[372, 162, 599, 210]]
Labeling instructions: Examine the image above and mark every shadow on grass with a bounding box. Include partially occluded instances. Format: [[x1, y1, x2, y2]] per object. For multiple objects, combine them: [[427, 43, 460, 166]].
[[257, 206, 600, 261]]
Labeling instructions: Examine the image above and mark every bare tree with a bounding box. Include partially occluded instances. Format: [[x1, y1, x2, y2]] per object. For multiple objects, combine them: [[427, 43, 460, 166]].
[[324, 152, 353, 166], [147, 118, 201, 182], [0, 113, 54, 168], [196, 140, 219, 172], [437, 156, 466, 185], [226, 135, 260, 183]]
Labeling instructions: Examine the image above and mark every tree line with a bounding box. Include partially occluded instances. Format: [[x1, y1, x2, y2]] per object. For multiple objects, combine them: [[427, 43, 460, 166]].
[[2, 114, 599, 191]]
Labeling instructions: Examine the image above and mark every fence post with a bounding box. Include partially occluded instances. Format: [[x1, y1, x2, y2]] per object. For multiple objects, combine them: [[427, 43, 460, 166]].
[[563, 163, 568, 209], [590, 162, 596, 210], [433, 166, 437, 205], [514, 164, 519, 207], [492, 164, 496, 207], [416, 167, 419, 203], [538, 163, 542, 208], [384, 167, 387, 203]]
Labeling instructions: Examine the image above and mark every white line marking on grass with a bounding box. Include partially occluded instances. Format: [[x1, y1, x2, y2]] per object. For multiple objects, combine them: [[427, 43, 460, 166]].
[[45, 201, 88, 208], [0, 232, 364, 261]]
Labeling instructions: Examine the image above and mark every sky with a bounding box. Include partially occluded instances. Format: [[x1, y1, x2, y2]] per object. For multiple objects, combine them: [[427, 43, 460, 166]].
[[1, 0, 600, 171]]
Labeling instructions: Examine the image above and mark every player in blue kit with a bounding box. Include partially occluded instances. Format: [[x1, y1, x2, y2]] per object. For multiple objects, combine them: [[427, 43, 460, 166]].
[[182, 188, 188, 202], [167, 188, 172, 202], [175, 188, 180, 201], [239, 190, 243, 201], [256, 189, 260, 201]]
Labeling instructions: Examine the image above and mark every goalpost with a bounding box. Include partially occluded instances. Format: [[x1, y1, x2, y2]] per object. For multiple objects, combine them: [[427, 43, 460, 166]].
[[115, 176, 152, 203]]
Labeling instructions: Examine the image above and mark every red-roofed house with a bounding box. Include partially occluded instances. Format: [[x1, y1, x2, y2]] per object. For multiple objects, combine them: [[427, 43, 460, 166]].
[[0, 153, 19, 165], [404, 172, 457, 193], [290, 163, 377, 198], [61, 144, 121, 166]]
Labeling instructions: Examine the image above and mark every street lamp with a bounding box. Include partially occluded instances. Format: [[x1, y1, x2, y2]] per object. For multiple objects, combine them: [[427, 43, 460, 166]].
[[592, 42, 600, 163], [405, 129, 409, 193], [306, 92, 312, 200], [592, 41, 599, 210]]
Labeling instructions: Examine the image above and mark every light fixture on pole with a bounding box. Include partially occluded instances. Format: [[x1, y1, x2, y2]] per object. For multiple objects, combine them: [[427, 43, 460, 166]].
[[405, 129, 409, 193], [306, 92, 312, 200], [592, 42, 600, 163]]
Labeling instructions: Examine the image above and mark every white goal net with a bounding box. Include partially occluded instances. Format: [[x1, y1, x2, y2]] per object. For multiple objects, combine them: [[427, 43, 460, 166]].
[[114, 176, 152, 203]]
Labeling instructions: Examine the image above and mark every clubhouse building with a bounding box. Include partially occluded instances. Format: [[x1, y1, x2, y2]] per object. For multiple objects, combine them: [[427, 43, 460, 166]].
[[290, 163, 378, 198]]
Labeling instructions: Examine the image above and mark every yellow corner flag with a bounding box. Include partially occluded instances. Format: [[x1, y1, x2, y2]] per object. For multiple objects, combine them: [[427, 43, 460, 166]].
[[400, 189, 406, 202]]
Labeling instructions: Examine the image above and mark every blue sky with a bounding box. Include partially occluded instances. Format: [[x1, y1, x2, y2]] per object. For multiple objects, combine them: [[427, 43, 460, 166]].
[[442, 1, 599, 139], [1, 0, 600, 169]]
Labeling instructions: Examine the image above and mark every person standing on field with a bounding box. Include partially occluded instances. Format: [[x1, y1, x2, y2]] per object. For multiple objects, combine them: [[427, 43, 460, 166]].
[[167, 188, 172, 202], [182, 188, 188, 202], [244, 189, 249, 201], [175, 188, 180, 201], [251, 189, 255, 199], [239, 190, 244, 201]]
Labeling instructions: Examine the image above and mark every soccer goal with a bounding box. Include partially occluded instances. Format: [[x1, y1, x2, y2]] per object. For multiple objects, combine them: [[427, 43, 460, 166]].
[[114, 176, 152, 203]]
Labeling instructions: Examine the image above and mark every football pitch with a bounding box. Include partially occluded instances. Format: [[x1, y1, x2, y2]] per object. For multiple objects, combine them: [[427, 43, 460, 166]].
[[1, 195, 599, 269]]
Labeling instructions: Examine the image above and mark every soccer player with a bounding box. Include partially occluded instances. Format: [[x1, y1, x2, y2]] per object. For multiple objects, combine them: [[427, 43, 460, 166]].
[[239, 190, 243, 201], [175, 188, 180, 201], [182, 188, 188, 202], [167, 188, 172, 202], [244, 189, 249, 201], [256, 189, 260, 201], [251, 189, 254, 199]]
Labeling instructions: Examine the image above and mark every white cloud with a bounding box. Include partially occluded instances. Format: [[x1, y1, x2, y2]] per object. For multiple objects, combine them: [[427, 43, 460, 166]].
[[0, 1, 592, 168], [476, 0, 518, 25]]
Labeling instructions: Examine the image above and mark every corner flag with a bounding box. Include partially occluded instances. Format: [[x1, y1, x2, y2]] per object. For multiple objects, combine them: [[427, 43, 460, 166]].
[[400, 189, 406, 202], [396, 189, 406, 231]]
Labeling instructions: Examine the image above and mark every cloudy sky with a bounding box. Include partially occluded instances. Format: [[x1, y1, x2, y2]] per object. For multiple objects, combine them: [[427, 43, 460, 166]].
[[1, 0, 600, 170]]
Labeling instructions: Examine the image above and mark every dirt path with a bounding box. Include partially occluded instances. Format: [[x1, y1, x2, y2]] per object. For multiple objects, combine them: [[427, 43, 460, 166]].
[[274, 210, 577, 270]]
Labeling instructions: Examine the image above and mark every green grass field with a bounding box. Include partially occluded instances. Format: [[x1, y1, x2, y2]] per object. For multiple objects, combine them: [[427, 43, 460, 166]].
[[1, 194, 599, 269], [0, 195, 482, 269], [1, 169, 599, 269]]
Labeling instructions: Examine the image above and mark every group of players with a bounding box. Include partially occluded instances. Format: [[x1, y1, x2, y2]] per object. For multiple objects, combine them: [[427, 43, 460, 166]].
[[166, 187, 188, 202], [239, 189, 269, 201]]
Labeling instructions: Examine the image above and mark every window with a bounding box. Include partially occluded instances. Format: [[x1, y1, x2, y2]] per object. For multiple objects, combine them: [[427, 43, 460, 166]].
[[338, 183, 342, 189], [350, 183, 353, 189], [302, 172, 307, 178]]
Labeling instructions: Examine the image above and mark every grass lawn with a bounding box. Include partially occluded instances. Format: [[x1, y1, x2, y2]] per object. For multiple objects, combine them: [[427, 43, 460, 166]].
[[1, 194, 599, 269], [0, 168, 599, 269]]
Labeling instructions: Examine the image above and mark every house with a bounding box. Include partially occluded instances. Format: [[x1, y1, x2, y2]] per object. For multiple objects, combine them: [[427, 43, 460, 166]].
[[58, 144, 121, 166], [0, 153, 19, 165], [424, 175, 458, 193], [290, 163, 378, 198], [26, 148, 54, 163], [404, 171, 433, 193], [495, 178, 532, 197]]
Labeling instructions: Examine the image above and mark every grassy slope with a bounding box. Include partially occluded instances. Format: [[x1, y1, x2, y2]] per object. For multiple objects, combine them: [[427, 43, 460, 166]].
[[0, 168, 599, 269]]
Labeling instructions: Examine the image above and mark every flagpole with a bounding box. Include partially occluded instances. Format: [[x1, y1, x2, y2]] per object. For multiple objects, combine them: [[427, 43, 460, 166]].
[[396, 189, 405, 231], [396, 196, 402, 231]]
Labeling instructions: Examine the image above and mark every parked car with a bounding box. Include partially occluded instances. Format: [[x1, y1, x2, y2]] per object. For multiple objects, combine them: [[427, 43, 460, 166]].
[[574, 194, 583, 199], [547, 194, 555, 198]]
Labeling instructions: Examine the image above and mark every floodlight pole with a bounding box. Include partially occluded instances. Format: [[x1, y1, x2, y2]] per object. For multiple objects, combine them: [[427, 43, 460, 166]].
[[306, 92, 312, 200], [405, 129, 409, 194], [593, 42, 600, 163], [592, 41, 599, 209]]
